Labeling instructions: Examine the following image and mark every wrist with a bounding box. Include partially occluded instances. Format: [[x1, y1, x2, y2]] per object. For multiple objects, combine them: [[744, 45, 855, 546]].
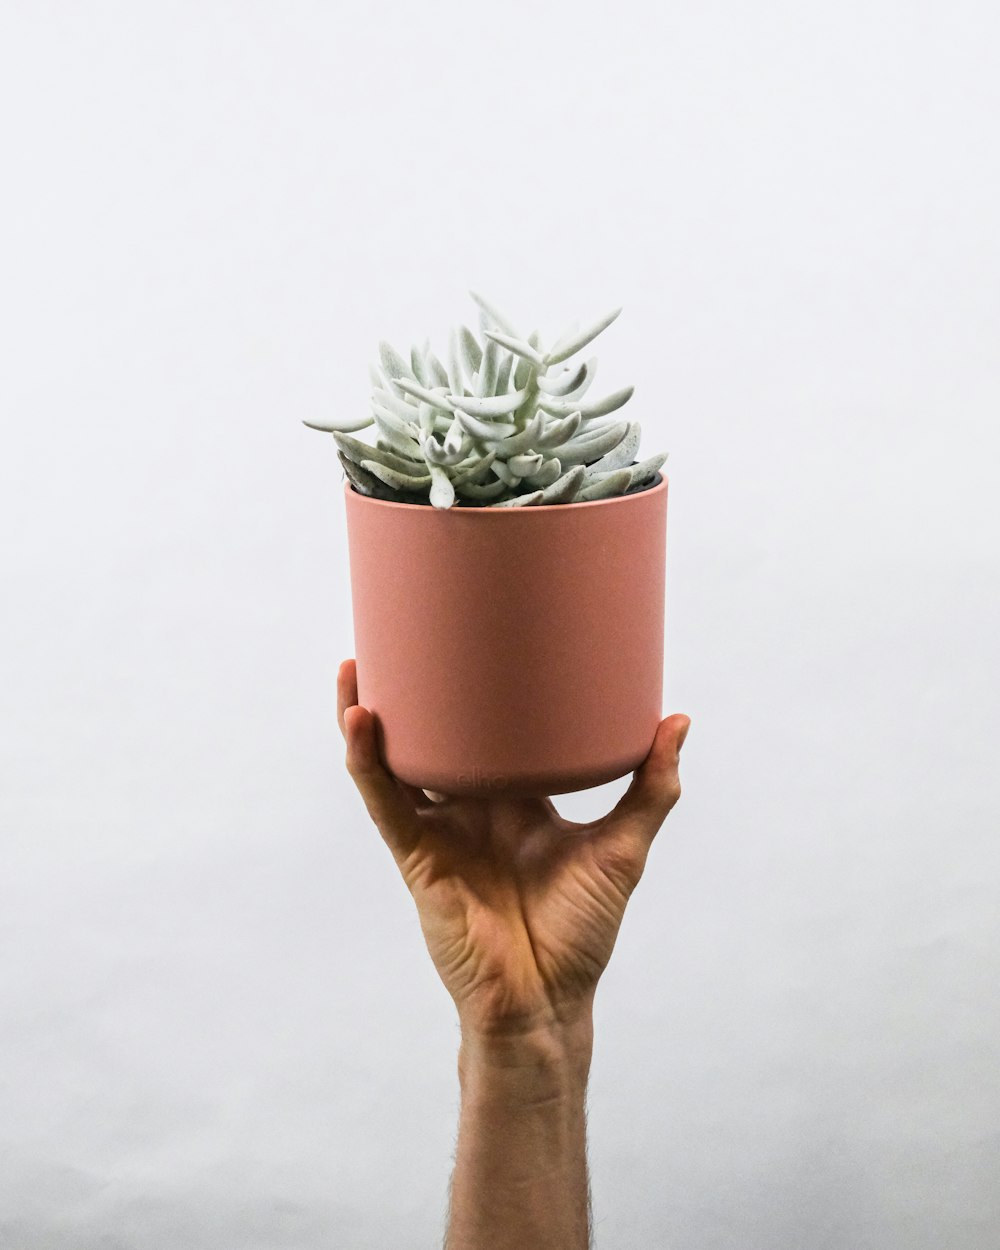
[[458, 1013, 594, 1097]]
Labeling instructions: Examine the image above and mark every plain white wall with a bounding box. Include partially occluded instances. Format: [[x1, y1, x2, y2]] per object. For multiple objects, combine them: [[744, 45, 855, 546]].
[[1, 2, 998, 1247]]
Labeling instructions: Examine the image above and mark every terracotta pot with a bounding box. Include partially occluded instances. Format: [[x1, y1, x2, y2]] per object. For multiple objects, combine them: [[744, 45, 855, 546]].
[[344, 474, 668, 797]]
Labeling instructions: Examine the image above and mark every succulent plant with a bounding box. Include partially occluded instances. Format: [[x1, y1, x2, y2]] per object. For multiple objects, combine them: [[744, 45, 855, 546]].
[[303, 292, 667, 508]]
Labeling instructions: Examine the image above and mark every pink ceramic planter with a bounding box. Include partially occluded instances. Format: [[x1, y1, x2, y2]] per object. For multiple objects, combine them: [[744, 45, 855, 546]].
[[344, 474, 668, 797]]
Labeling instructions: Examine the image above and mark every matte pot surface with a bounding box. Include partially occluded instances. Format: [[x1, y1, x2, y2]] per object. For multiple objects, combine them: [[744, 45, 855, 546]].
[[344, 475, 668, 796]]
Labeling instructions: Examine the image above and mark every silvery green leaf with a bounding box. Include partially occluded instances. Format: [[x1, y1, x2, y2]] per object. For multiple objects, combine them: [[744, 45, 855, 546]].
[[487, 411, 543, 456], [379, 341, 415, 387], [469, 290, 520, 337], [454, 408, 518, 441], [585, 422, 641, 473], [523, 456, 563, 488], [562, 356, 597, 399], [372, 387, 421, 423], [417, 402, 437, 437], [429, 464, 456, 509], [554, 421, 629, 467], [492, 459, 522, 487], [513, 353, 536, 390], [371, 399, 419, 439], [544, 307, 622, 365], [539, 465, 586, 504], [536, 360, 588, 396], [575, 468, 633, 501], [447, 326, 464, 397], [456, 474, 508, 499], [339, 452, 401, 500], [422, 435, 463, 466], [369, 364, 383, 390], [334, 432, 422, 475], [538, 385, 634, 420], [427, 352, 450, 389], [460, 326, 482, 376], [410, 345, 430, 387], [444, 412, 466, 455], [482, 329, 545, 367], [302, 413, 375, 433], [477, 337, 500, 397], [394, 378, 456, 411], [371, 414, 425, 459], [361, 460, 432, 491], [535, 410, 582, 450], [507, 452, 543, 476], [493, 490, 544, 507], [495, 353, 513, 397], [450, 389, 527, 417], [625, 452, 668, 485], [451, 450, 497, 486]]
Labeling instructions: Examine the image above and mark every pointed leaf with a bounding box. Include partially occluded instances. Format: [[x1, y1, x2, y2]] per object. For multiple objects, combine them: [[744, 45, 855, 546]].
[[575, 468, 633, 501], [545, 307, 622, 365], [539, 465, 586, 504], [450, 389, 528, 417], [513, 353, 536, 390], [456, 475, 509, 500], [584, 422, 641, 474], [333, 432, 422, 475], [379, 341, 416, 385], [410, 345, 430, 387], [371, 414, 424, 459], [495, 353, 513, 397], [477, 337, 500, 397], [483, 329, 545, 367], [451, 450, 497, 487], [447, 326, 464, 397], [372, 386, 422, 422], [444, 412, 466, 455], [493, 490, 544, 508], [429, 464, 456, 509], [523, 456, 563, 488], [538, 385, 633, 421], [536, 360, 589, 396], [535, 411, 582, 450], [625, 452, 668, 485], [339, 452, 400, 500], [488, 411, 544, 456], [302, 413, 375, 433], [459, 326, 483, 376], [370, 399, 419, 439], [361, 460, 431, 491], [455, 409, 518, 441], [507, 452, 544, 476], [492, 459, 522, 487], [469, 290, 520, 337], [553, 421, 629, 467], [427, 352, 450, 389], [562, 356, 597, 399], [393, 377, 456, 411]]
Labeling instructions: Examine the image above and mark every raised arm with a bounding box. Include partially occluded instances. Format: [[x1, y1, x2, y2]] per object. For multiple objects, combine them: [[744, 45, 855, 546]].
[[337, 659, 690, 1249]]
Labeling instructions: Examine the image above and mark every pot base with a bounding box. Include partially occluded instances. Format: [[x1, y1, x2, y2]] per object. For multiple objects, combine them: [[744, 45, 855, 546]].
[[392, 747, 650, 799]]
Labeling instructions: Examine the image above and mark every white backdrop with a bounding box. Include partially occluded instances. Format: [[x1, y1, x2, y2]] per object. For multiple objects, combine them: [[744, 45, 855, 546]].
[[2, 2, 998, 1247]]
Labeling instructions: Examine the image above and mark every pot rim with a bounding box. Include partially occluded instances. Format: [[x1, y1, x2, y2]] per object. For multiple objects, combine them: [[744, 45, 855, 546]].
[[342, 471, 667, 513]]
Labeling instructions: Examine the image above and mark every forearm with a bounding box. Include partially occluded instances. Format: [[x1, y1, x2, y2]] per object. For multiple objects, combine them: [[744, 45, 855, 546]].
[[445, 1018, 594, 1250]]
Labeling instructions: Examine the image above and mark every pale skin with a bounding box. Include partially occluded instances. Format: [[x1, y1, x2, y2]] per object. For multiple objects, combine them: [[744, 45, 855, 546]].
[[337, 658, 690, 1250]]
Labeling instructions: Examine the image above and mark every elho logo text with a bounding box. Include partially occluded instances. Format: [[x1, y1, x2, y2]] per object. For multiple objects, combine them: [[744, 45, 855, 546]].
[[456, 768, 509, 790]]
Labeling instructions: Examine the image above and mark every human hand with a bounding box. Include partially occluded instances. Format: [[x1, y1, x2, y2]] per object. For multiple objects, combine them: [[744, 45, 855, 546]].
[[337, 658, 690, 1044]]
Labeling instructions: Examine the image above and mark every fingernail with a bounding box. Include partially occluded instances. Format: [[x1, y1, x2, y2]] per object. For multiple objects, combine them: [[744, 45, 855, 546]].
[[677, 721, 691, 751]]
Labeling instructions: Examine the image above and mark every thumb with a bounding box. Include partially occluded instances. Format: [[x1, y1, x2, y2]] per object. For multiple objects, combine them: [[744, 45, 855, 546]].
[[344, 705, 422, 865]]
